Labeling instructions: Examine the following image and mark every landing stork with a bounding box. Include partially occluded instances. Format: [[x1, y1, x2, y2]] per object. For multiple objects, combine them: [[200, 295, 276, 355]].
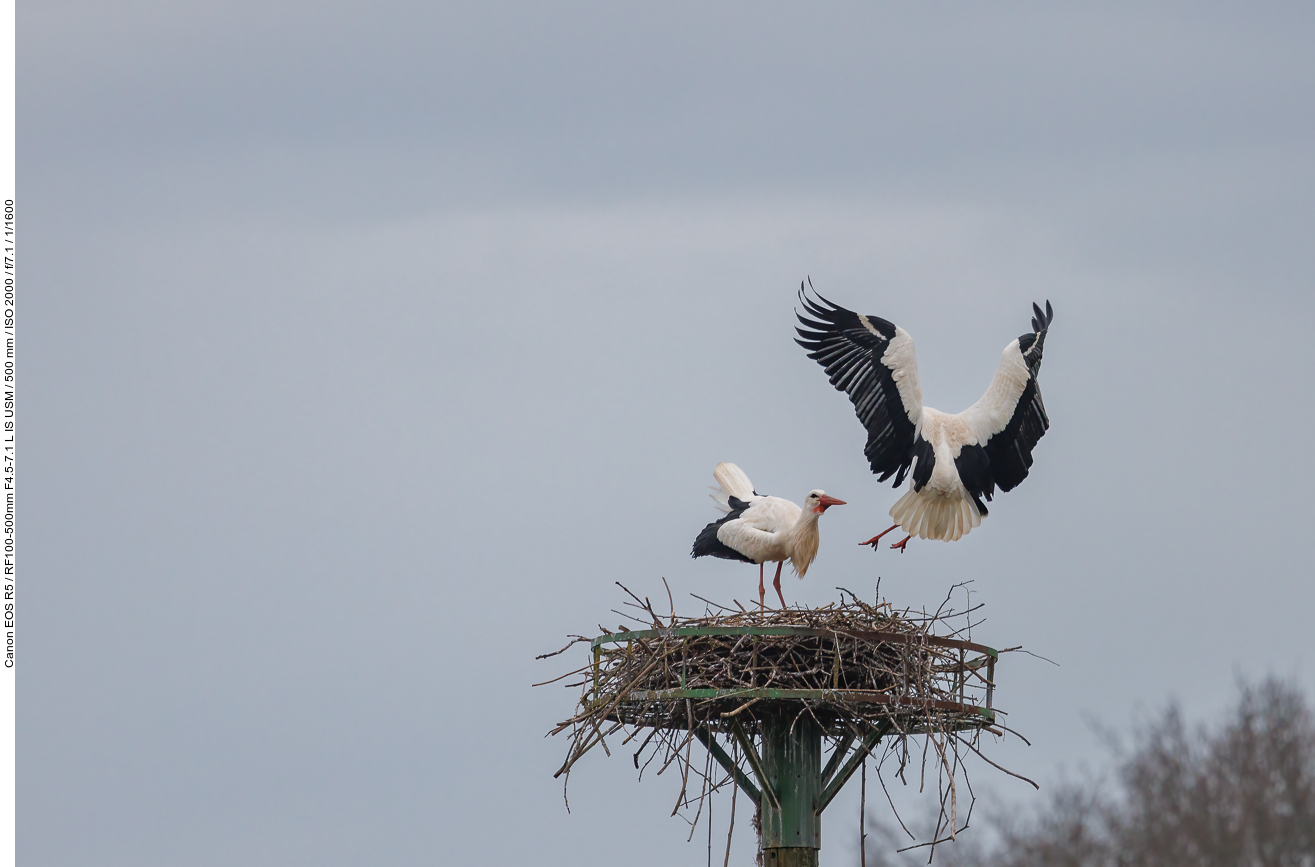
[[795, 285, 1053, 551]]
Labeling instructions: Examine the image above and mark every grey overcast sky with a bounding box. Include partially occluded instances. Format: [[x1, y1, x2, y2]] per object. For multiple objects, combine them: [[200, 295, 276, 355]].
[[20, 3, 1315, 864]]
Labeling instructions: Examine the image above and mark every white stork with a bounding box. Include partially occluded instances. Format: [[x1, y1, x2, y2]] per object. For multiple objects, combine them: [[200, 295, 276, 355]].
[[691, 462, 846, 609], [795, 286, 1053, 552]]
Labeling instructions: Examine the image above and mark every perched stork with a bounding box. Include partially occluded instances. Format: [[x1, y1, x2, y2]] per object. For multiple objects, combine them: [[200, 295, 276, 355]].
[[795, 286, 1053, 552], [691, 462, 845, 609]]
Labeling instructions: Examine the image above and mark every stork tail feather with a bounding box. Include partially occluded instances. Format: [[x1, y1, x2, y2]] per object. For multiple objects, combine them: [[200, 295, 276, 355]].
[[889, 488, 983, 542], [715, 465, 757, 505]]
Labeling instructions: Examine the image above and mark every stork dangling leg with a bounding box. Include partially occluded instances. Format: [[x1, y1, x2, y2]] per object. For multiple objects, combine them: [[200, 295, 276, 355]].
[[758, 563, 766, 611], [891, 535, 911, 553], [771, 561, 786, 609], [860, 524, 901, 550]]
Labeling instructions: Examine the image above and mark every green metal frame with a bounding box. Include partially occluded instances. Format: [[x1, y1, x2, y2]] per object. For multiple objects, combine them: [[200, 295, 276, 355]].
[[818, 719, 891, 812], [692, 727, 761, 802], [624, 687, 994, 722], [692, 714, 902, 865], [819, 731, 855, 785], [590, 624, 1001, 862], [591, 625, 999, 659]]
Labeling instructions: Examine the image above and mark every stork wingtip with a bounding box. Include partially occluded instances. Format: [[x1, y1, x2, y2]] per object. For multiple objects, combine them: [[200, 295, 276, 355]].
[[801, 283, 843, 314], [1031, 300, 1054, 332]]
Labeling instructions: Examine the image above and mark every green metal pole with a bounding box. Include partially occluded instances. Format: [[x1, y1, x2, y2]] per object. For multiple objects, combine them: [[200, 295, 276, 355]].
[[759, 713, 821, 867]]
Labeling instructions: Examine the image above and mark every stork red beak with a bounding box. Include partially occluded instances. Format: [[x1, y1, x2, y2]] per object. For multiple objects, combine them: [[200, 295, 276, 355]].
[[815, 495, 846, 513]]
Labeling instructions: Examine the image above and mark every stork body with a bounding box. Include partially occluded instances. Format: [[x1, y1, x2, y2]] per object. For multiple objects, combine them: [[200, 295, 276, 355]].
[[795, 287, 1053, 549], [691, 462, 844, 608]]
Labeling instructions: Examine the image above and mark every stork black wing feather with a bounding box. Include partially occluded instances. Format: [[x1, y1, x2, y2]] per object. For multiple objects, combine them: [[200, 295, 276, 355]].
[[794, 283, 922, 487], [691, 497, 756, 563], [981, 300, 1053, 493], [983, 379, 1049, 492]]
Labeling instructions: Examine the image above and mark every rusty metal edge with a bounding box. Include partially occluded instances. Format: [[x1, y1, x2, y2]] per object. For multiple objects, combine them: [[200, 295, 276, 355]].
[[590, 625, 998, 660], [616, 687, 996, 721]]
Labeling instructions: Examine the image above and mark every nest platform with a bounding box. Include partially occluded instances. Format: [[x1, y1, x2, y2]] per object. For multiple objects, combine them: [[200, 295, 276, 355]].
[[544, 591, 1010, 866]]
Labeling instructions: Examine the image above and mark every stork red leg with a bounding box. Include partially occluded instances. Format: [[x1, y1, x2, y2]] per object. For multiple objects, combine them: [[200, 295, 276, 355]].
[[891, 534, 911, 553], [758, 562, 766, 611], [860, 524, 900, 550], [772, 561, 786, 609]]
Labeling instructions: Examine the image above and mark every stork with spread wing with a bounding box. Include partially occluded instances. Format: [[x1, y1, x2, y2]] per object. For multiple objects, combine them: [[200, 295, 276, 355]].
[[795, 284, 1053, 552]]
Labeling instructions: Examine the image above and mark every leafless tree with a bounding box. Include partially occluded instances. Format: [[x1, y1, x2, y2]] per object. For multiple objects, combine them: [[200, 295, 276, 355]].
[[864, 678, 1315, 866]]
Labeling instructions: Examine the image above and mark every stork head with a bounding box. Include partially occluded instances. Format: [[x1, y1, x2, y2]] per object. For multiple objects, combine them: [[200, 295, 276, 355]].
[[805, 490, 846, 515]]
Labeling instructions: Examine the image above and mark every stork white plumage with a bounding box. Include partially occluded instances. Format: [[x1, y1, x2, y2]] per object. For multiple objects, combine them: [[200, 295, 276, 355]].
[[691, 462, 846, 609], [795, 285, 1053, 551]]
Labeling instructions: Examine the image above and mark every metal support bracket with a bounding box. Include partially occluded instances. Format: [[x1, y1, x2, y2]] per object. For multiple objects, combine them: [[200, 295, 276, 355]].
[[820, 731, 855, 787], [729, 717, 781, 810], [693, 727, 762, 803], [817, 719, 893, 812]]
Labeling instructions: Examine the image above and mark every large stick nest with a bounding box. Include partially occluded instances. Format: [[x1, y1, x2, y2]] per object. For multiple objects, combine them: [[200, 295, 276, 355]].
[[538, 584, 1032, 854], [546, 586, 998, 749]]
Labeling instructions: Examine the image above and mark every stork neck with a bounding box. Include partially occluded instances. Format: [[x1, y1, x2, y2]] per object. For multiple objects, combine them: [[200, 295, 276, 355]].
[[786, 508, 822, 577], [787, 510, 820, 540]]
